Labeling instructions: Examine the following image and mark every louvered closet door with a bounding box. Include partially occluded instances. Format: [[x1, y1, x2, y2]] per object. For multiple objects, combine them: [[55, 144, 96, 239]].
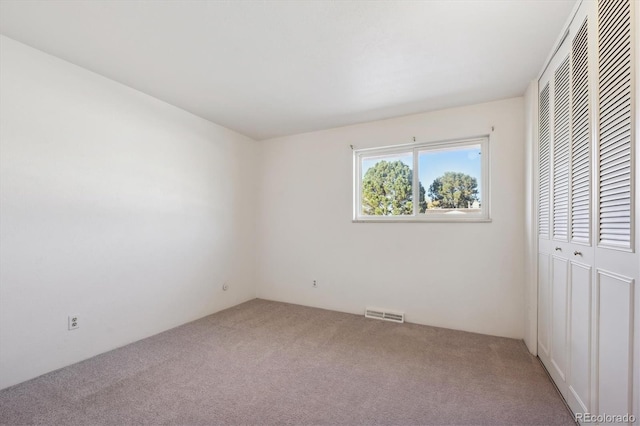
[[537, 22, 572, 403], [593, 0, 637, 419], [566, 14, 594, 416], [538, 0, 638, 421], [537, 80, 553, 378], [537, 0, 596, 415]]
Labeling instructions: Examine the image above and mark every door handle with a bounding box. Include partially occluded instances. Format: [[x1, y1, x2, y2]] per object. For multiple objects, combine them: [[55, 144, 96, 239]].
[[555, 247, 562, 251], [574, 251, 582, 256]]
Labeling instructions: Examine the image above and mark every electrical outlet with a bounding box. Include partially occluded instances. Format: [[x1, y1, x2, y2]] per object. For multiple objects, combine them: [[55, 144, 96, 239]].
[[312, 280, 318, 288], [68, 315, 79, 330]]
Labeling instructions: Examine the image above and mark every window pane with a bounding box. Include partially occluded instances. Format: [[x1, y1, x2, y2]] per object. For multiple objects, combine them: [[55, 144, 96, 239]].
[[360, 152, 416, 216], [419, 144, 482, 214]]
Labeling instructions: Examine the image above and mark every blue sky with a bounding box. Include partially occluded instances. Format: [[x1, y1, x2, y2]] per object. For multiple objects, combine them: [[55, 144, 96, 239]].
[[362, 144, 482, 201]]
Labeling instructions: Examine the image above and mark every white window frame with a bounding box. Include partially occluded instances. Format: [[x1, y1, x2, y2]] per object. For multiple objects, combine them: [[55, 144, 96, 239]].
[[353, 135, 491, 223]]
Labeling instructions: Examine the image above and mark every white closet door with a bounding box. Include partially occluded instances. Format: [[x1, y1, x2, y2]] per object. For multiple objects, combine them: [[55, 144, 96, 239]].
[[538, 0, 597, 415], [538, 0, 638, 421], [594, 0, 637, 419], [566, 15, 594, 415], [538, 21, 572, 401]]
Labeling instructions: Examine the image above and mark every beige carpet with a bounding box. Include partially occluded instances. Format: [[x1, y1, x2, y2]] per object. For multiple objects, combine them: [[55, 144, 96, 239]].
[[0, 299, 574, 425]]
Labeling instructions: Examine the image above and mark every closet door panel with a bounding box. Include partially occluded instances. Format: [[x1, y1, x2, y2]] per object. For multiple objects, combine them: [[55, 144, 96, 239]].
[[554, 57, 572, 242], [595, 0, 637, 418], [598, 0, 633, 250], [538, 253, 551, 357], [572, 17, 592, 246], [568, 262, 592, 412], [596, 271, 634, 416], [551, 256, 569, 381], [539, 83, 552, 240]]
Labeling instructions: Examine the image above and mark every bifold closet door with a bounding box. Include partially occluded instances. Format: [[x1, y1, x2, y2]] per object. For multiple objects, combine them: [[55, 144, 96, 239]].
[[538, 0, 638, 421], [594, 0, 636, 418], [537, 19, 573, 402], [537, 0, 596, 416], [566, 14, 593, 415]]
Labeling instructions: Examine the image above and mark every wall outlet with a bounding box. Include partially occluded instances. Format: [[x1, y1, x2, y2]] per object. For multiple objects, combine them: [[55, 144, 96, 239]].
[[312, 280, 318, 288], [68, 315, 79, 330]]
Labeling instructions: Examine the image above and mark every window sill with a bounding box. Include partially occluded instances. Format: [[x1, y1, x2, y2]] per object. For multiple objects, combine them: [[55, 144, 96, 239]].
[[352, 218, 492, 223]]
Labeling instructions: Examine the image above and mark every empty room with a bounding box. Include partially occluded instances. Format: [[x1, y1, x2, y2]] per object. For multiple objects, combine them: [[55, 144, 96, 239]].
[[0, 0, 638, 424]]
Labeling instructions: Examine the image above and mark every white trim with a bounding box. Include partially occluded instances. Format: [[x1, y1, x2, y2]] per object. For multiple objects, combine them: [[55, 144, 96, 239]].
[[412, 144, 419, 217], [527, 79, 540, 356]]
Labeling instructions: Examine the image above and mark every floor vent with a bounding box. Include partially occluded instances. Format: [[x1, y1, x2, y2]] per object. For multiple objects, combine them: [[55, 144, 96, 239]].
[[365, 308, 405, 323]]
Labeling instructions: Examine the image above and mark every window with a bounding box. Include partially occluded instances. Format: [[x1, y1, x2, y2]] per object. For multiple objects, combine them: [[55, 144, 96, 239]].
[[353, 136, 490, 222]]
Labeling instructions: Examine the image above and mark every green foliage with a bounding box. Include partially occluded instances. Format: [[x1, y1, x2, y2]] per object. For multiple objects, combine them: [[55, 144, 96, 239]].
[[361, 160, 426, 215], [427, 171, 479, 209]]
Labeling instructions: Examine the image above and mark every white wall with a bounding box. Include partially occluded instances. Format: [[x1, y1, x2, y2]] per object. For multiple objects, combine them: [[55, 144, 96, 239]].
[[0, 36, 257, 390], [255, 97, 526, 339], [0, 33, 530, 390]]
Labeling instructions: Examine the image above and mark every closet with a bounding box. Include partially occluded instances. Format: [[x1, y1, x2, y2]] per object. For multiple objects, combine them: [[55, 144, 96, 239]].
[[537, 0, 638, 420]]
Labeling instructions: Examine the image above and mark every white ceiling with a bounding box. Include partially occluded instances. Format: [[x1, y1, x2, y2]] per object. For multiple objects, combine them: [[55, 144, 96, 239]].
[[0, 0, 576, 140]]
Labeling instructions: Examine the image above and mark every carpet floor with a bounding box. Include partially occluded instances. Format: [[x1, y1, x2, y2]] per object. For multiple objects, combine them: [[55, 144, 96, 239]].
[[0, 299, 575, 425]]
